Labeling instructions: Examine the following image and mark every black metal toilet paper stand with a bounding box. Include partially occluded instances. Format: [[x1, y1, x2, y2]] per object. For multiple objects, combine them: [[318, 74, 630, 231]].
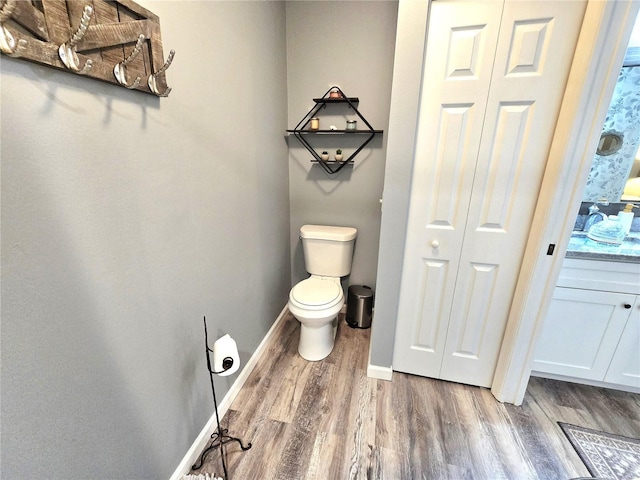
[[191, 317, 252, 478]]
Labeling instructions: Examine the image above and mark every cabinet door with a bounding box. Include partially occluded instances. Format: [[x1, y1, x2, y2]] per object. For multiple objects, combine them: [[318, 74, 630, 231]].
[[604, 296, 640, 388], [532, 288, 636, 381]]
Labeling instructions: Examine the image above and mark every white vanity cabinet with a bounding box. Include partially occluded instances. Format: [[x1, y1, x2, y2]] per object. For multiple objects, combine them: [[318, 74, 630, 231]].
[[532, 259, 640, 391], [605, 300, 640, 386]]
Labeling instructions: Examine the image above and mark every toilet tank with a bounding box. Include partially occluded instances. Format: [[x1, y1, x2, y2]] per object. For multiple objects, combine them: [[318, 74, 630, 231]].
[[300, 225, 357, 277]]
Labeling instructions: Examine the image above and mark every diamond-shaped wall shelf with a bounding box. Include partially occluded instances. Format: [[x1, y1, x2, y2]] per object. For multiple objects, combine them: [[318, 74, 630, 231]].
[[286, 86, 383, 175]]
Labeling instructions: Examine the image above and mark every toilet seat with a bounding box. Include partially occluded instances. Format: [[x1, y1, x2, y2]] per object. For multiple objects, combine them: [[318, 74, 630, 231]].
[[289, 278, 342, 311]]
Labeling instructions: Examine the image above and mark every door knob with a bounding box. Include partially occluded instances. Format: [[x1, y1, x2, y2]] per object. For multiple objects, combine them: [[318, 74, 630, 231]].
[[431, 240, 440, 248], [624, 303, 632, 309]]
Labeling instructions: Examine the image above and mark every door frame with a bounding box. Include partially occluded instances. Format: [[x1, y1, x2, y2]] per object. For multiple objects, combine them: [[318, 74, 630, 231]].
[[491, 0, 640, 404]]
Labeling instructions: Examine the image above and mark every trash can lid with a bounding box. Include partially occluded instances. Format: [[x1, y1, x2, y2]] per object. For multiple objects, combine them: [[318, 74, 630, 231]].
[[348, 285, 373, 298]]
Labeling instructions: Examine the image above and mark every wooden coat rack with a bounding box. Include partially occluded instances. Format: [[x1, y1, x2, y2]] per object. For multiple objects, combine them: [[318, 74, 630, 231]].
[[0, 0, 174, 97]]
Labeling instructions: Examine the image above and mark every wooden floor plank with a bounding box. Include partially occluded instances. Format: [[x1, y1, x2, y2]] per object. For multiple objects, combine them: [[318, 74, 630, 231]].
[[191, 311, 640, 479], [273, 361, 334, 480], [227, 414, 289, 480], [268, 355, 315, 424]]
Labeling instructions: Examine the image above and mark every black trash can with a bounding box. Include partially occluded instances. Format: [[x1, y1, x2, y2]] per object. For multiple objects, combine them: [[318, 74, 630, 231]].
[[346, 285, 373, 329]]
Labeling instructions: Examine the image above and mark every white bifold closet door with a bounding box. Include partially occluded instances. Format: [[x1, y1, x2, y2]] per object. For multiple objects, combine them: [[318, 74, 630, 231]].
[[392, 0, 586, 387]]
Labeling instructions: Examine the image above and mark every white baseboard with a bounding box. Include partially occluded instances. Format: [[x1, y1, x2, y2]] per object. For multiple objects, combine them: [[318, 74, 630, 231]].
[[367, 364, 393, 381], [365, 324, 392, 381], [169, 305, 289, 480]]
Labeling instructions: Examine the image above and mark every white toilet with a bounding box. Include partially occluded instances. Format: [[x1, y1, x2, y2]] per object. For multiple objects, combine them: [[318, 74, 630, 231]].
[[288, 225, 357, 361]]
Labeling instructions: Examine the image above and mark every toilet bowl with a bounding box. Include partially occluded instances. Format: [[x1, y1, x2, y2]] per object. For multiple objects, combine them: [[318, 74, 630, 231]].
[[288, 224, 357, 361], [288, 276, 343, 361]]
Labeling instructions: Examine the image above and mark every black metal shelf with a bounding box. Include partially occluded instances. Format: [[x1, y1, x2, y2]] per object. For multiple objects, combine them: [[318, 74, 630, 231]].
[[312, 97, 359, 104], [311, 160, 354, 165], [286, 86, 383, 175], [286, 129, 384, 134]]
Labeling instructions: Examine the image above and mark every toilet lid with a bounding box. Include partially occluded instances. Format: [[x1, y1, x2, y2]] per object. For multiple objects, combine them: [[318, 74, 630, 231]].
[[291, 278, 342, 307]]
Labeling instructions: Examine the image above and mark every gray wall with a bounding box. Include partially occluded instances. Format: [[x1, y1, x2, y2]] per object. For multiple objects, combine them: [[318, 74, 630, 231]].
[[286, 1, 398, 292], [1, 2, 289, 479]]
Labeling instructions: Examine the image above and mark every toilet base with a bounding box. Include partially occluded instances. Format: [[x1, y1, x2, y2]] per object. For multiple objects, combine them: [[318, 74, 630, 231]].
[[298, 316, 338, 361]]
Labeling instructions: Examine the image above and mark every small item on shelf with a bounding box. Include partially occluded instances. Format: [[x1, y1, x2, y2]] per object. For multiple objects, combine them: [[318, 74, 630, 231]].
[[321, 151, 330, 161], [346, 120, 357, 131], [329, 125, 338, 130], [310, 118, 320, 130], [329, 89, 341, 98], [335, 149, 343, 161]]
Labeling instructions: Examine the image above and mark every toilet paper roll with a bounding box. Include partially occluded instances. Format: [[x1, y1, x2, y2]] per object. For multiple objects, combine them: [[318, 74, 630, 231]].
[[212, 334, 240, 376]]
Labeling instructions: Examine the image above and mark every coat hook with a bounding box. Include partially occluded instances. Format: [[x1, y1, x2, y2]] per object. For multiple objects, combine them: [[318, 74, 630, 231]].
[[114, 34, 145, 89], [58, 5, 93, 74], [147, 49, 175, 97], [0, 0, 16, 23], [0, 0, 26, 57]]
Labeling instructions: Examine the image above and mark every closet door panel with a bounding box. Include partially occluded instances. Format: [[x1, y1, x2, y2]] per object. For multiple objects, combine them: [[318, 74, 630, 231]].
[[392, 0, 503, 377], [393, 0, 587, 387], [440, 0, 586, 386]]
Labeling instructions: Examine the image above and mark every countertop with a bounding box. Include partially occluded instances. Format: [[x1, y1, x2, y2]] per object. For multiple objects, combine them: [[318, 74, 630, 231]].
[[566, 232, 640, 263]]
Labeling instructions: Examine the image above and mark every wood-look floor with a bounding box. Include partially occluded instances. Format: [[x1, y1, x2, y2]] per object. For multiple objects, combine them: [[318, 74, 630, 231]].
[[193, 311, 640, 479]]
